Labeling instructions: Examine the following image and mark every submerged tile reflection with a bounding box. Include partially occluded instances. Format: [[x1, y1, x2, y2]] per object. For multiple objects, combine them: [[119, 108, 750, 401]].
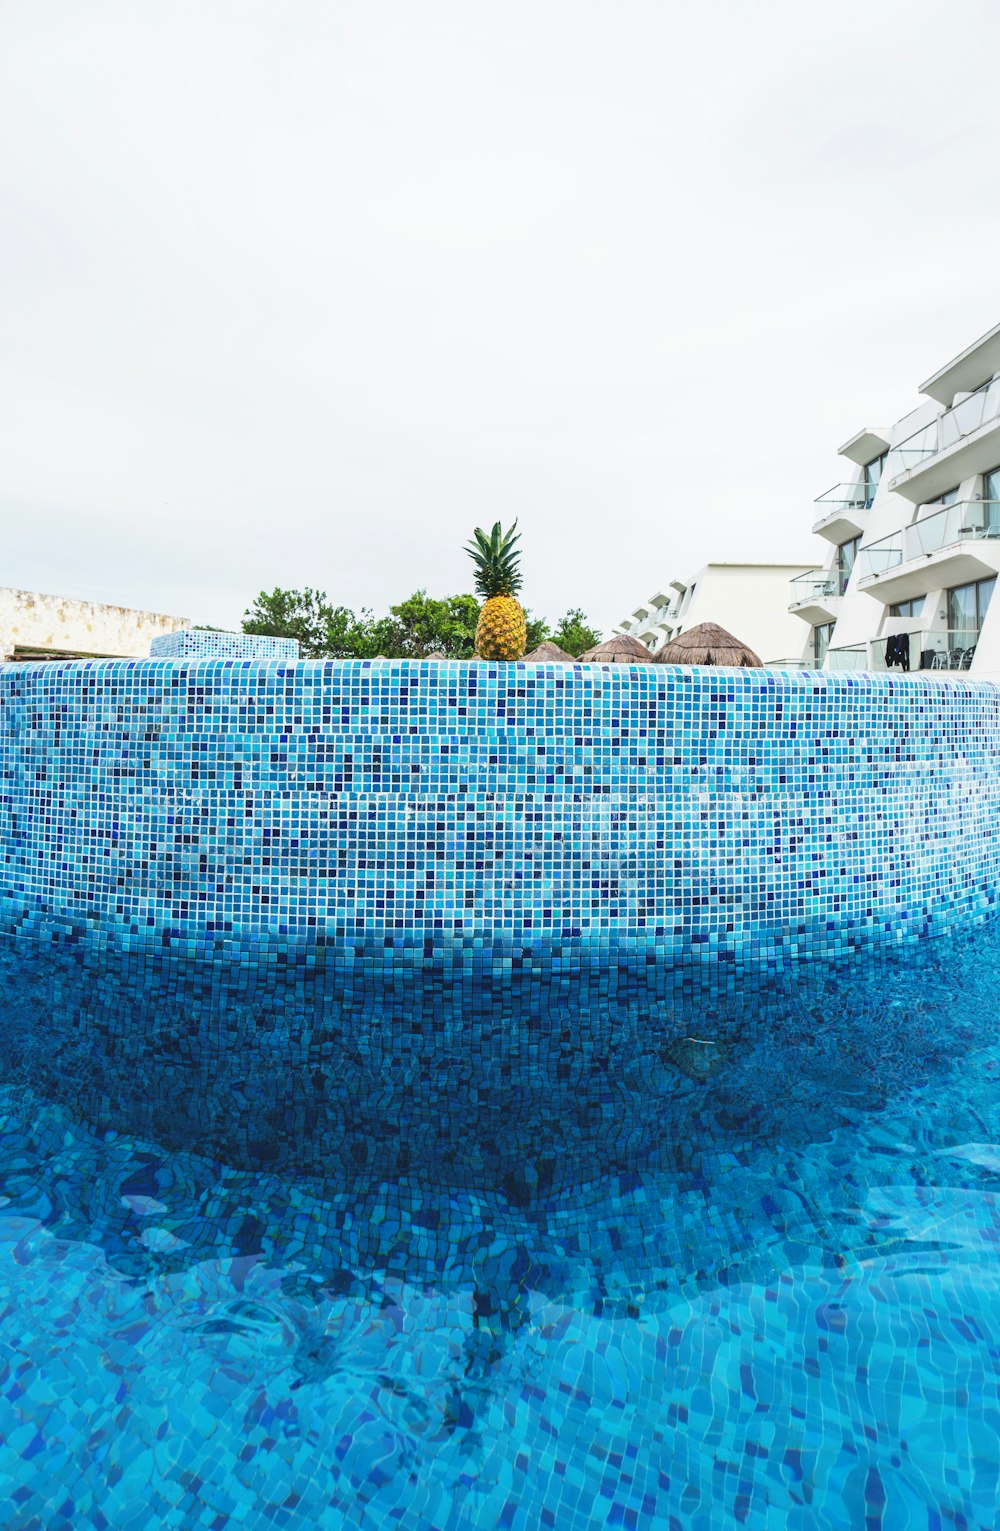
[[1, 928, 1000, 1527]]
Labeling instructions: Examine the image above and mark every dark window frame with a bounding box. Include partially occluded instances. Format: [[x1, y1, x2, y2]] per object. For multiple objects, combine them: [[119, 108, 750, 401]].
[[813, 622, 835, 664], [836, 535, 860, 595], [862, 452, 887, 509]]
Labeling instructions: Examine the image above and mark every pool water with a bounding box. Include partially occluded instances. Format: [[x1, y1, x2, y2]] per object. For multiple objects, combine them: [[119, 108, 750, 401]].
[[1, 929, 1000, 1529]]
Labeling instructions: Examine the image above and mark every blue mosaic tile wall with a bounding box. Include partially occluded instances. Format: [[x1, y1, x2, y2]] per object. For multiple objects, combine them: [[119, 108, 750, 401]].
[[149, 628, 300, 660], [1, 658, 999, 964]]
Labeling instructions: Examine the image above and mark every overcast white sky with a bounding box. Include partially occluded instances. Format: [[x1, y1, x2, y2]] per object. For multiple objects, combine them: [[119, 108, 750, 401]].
[[3, 0, 1000, 634]]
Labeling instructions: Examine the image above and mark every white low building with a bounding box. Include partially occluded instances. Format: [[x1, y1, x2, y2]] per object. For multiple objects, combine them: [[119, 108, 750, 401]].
[[790, 320, 1000, 679], [0, 588, 189, 662], [615, 563, 815, 665]]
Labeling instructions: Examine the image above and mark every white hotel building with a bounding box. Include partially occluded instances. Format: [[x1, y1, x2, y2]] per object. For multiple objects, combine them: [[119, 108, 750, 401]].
[[614, 563, 815, 666], [618, 322, 1000, 679], [792, 320, 1000, 679]]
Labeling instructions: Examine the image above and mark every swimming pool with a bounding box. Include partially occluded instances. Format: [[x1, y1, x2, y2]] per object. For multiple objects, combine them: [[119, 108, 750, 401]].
[[1, 927, 999, 1528], [3, 654, 1000, 1526]]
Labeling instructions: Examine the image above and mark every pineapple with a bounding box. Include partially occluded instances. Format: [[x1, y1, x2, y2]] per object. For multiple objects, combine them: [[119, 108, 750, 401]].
[[465, 520, 527, 661]]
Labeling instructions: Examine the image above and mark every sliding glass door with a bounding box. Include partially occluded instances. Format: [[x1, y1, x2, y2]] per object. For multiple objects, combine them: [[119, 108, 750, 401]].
[[946, 576, 996, 654]]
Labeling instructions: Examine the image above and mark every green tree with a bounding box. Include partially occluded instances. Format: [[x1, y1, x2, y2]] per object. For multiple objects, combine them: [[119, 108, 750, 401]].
[[243, 588, 372, 659], [243, 587, 597, 660], [524, 612, 550, 651], [244, 588, 333, 657], [384, 591, 480, 658], [383, 593, 548, 657], [550, 608, 602, 656]]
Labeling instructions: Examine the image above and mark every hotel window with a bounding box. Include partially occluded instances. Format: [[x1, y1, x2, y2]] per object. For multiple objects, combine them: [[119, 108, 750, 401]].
[[813, 622, 834, 664], [946, 576, 995, 650], [927, 486, 960, 507], [985, 466, 1000, 503], [863, 452, 886, 508], [889, 598, 922, 618], [836, 536, 859, 594]]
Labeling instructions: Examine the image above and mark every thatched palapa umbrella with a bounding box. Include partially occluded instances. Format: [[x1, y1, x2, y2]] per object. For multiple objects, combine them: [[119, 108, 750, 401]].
[[653, 622, 762, 668], [578, 634, 654, 664], [523, 639, 576, 662]]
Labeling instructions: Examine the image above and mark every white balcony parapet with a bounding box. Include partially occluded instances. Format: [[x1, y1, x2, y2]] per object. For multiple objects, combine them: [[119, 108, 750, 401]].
[[812, 482, 871, 542], [920, 321, 1000, 406], [838, 427, 891, 466], [788, 568, 843, 624], [858, 500, 1000, 584], [906, 498, 1000, 557], [888, 377, 1000, 479]]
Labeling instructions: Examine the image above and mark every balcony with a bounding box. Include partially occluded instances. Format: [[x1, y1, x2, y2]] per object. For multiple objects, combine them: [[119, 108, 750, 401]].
[[908, 497, 1000, 554], [856, 532, 903, 582], [788, 569, 842, 624], [867, 631, 980, 673], [826, 645, 866, 671], [888, 376, 1000, 501], [925, 630, 981, 671], [856, 500, 1000, 604], [838, 426, 891, 466], [811, 482, 870, 543], [638, 620, 674, 647], [920, 320, 1000, 406], [869, 633, 917, 672]]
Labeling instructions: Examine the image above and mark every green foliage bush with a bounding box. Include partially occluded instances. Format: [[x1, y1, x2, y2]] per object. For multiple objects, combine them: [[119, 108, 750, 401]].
[[243, 588, 600, 659]]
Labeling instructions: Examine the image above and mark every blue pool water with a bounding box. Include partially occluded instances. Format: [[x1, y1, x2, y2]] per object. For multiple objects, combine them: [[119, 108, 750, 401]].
[[2, 929, 1000, 1529]]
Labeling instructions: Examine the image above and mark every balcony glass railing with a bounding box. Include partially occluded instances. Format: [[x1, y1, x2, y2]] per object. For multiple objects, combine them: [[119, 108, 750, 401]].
[[789, 569, 838, 605], [868, 632, 983, 671], [857, 502, 1000, 581], [928, 631, 981, 671], [869, 634, 917, 671], [904, 499, 1000, 559], [814, 481, 872, 511], [856, 534, 903, 581], [826, 645, 867, 670], [889, 377, 1000, 475]]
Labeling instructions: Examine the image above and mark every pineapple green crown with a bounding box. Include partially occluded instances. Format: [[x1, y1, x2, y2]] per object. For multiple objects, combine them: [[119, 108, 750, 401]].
[[464, 520, 523, 600]]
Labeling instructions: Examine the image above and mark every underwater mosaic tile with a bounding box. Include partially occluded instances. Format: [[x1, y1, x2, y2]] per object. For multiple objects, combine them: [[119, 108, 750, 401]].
[[3, 654, 1000, 1528], [2, 920, 1000, 1528], [1, 658, 999, 962], [149, 628, 300, 660]]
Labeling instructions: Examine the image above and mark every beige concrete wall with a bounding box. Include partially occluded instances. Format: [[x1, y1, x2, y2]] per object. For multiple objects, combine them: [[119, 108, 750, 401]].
[[0, 588, 190, 662]]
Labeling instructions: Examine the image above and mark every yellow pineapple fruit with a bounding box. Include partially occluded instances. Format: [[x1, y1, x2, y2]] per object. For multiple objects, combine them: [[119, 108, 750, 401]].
[[466, 521, 527, 661]]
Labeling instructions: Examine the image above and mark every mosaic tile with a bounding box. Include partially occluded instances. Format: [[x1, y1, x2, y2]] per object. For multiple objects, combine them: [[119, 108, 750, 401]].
[[0, 658, 1000, 1527], [0, 923, 997, 1528], [148, 629, 300, 660], [1, 659, 999, 964]]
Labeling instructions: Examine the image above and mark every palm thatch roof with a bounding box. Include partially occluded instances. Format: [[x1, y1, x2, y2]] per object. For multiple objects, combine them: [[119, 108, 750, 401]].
[[523, 639, 576, 662], [653, 622, 762, 668], [578, 634, 654, 664]]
